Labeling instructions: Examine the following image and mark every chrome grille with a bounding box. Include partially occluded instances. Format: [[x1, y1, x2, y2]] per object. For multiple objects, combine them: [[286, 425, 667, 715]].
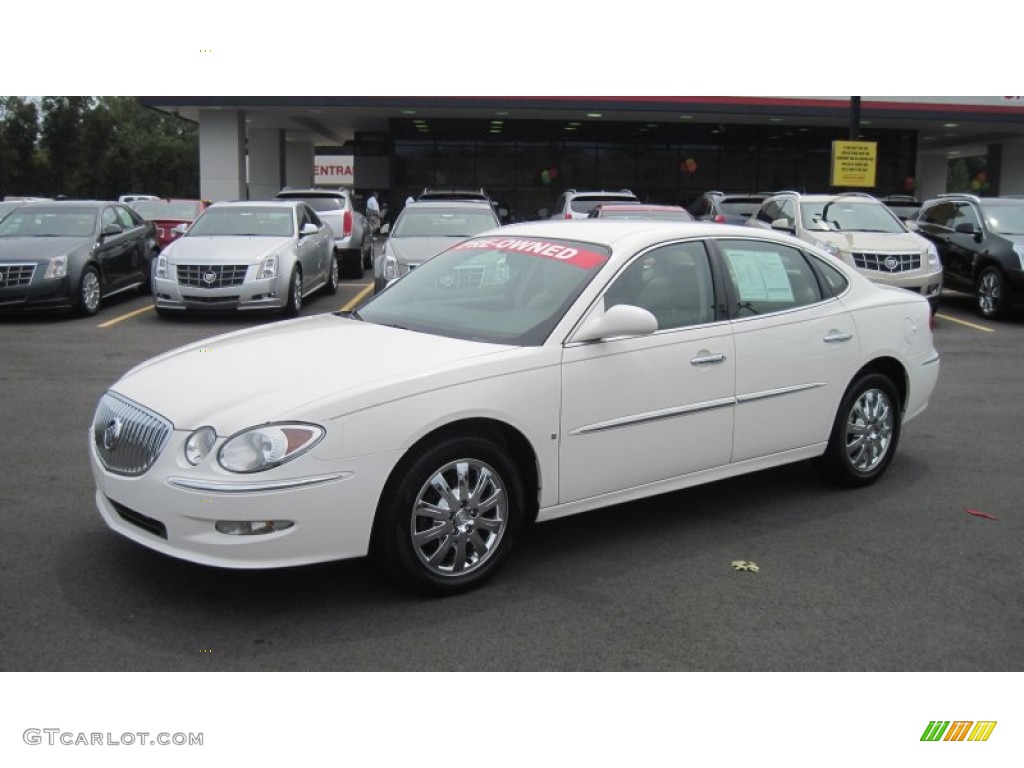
[[851, 252, 921, 273], [176, 264, 249, 288], [0, 263, 36, 288], [92, 392, 173, 476]]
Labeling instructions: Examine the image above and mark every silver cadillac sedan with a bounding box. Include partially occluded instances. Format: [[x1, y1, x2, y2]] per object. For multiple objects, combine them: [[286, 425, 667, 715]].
[[152, 200, 337, 316]]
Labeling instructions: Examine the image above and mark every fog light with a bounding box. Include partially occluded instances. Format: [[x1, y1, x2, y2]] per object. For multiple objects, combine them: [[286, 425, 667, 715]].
[[215, 520, 294, 536]]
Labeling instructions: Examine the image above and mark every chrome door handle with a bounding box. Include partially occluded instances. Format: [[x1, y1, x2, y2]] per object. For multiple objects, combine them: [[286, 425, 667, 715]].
[[823, 331, 853, 343], [690, 353, 727, 365]]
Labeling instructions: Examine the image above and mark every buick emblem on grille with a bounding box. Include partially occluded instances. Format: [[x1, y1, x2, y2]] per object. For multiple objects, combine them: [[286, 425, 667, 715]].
[[884, 256, 899, 271], [102, 417, 123, 451], [203, 271, 217, 285]]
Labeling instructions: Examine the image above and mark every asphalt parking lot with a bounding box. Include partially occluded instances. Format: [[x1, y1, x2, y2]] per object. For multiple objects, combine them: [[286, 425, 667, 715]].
[[0, 283, 1021, 672]]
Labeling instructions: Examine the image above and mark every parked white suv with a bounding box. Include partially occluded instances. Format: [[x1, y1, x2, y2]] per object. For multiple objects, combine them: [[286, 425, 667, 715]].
[[549, 189, 640, 220], [275, 188, 370, 278], [747, 191, 943, 312]]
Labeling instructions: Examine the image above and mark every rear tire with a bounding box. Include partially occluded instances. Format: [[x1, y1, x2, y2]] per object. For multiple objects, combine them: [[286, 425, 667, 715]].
[[817, 373, 901, 488]]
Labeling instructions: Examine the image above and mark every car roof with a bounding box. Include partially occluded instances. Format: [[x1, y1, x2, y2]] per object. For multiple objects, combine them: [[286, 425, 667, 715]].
[[10, 200, 113, 209], [276, 188, 350, 197], [598, 204, 684, 211], [402, 200, 497, 210], [210, 200, 303, 209]]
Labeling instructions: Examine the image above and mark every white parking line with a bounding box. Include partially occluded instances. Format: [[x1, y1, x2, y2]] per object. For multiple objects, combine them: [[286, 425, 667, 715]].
[[97, 305, 154, 328], [935, 313, 994, 333]]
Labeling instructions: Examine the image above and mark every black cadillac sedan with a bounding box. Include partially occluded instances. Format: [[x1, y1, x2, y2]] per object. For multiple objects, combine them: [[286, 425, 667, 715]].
[[0, 201, 158, 315]]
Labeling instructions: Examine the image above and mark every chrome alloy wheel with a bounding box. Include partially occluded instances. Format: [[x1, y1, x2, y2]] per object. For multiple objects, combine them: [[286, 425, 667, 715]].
[[977, 269, 1001, 316], [410, 458, 507, 577], [81, 270, 101, 313], [844, 388, 894, 473]]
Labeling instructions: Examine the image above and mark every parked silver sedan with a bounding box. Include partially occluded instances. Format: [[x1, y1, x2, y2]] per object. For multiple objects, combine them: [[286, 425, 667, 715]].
[[152, 201, 337, 316]]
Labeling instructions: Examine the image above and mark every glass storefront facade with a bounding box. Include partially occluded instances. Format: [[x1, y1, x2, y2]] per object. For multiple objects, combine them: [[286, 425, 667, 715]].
[[388, 119, 917, 221]]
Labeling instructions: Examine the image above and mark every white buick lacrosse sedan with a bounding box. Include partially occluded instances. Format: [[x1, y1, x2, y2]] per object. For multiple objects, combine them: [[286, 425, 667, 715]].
[[90, 221, 940, 594]]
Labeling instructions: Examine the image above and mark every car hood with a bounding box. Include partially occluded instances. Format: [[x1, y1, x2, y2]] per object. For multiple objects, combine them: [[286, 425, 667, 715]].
[[812, 231, 927, 252], [0, 236, 91, 262], [110, 313, 517, 432], [1003, 234, 1024, 247], [166, 236, 291, 263], [387, 236, 461, 266]]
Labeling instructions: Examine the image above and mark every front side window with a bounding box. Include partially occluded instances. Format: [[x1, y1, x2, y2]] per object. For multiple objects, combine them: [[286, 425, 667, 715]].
[[101, 207, 120, 231], [755, 199, 782, 224], [718, 239, 823, 316], [114, 205, 138, 229], [604, 241, 715, 330], [919, 201, 955, 228], [952, 203, 981, 232]]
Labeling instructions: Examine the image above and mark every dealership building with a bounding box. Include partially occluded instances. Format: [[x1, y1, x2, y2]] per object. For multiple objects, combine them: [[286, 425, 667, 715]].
[[141, 96, 1024, 219]]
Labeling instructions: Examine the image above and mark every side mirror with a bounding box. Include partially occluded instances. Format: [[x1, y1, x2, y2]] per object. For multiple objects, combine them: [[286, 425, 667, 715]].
[[770, 218, 794, 232], [572, 303, 658, 342], [954, 222, 983, 242], [300, 222, 319, 237]]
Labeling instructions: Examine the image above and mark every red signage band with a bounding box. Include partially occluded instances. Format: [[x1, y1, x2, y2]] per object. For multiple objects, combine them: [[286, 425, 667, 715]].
[[453, 238, 608, 270]]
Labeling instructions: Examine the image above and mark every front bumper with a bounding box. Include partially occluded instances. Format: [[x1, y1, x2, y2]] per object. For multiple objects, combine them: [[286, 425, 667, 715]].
[[153, 271, 286, 311], [0, 272, 75, 312], [90, 429, 400, 568]]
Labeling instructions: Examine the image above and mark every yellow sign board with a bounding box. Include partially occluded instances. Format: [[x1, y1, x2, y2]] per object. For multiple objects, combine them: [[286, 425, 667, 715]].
[[831, 140, 878, 187]]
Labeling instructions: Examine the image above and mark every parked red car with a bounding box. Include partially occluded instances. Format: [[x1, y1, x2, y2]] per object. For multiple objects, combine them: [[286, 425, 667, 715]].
[[127, 199, 210, 248]]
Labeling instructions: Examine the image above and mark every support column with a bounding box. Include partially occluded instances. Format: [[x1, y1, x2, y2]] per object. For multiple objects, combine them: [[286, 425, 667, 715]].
[[198, 109, 246, 202], [284, 141, 314, 189], [248, 128, 284, 200]]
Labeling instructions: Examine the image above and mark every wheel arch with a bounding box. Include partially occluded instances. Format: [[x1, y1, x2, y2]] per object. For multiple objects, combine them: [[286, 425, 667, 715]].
[[851, 356, 908, 413], [374, 417, 542, 535]]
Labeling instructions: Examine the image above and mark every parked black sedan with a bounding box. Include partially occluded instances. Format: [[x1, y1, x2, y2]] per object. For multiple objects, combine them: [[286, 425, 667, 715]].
[[0, 201, 158, 315]]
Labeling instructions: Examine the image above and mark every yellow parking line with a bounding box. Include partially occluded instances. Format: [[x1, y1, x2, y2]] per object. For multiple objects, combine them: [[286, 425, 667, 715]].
[[935, 313, 994, 333], [97, 304, 154, 328], [341, 283, 373, 311]]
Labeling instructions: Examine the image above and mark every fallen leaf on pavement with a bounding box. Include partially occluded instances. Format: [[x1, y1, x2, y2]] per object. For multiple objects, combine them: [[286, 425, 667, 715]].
[[731, 560, 759, 572], [964, 508, 999, 521]]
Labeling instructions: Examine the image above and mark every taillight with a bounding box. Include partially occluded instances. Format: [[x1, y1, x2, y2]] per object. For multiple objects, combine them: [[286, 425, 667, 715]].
[[714, 214, 726, 223], [343, 210, 352, 237], [564, 212, 572, 219]]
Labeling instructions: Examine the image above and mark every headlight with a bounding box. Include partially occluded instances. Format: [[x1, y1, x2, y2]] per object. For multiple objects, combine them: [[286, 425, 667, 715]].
[[154, 253, 169, 279], [218, 423, 324, 473], [184, 426, 217, 465], [926, 242, 941, 269], [43, 254, 67, 279], [1013, 244, 1024, 271], [814, 240, 839, 258], [257, 254, 278, 280], [381, 251, 398, 280]]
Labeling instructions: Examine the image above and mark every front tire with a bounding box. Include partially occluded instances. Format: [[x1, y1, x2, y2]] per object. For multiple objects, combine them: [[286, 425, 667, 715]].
[[284, 267, 302, 316], [817, 373, 901, 488], [976, 265, 1007, 319], [372, 435, 526, 595], [76, 266, 102, 316]]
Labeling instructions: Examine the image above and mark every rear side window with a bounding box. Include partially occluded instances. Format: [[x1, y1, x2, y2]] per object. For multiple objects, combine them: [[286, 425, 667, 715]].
[[811, 256, 849, 296], [718, 239, 823, 316]]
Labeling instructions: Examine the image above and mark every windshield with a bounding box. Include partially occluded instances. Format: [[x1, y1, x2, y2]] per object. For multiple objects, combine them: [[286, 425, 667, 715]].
[[186, 207, 294, 237], [801, 199, 905, 233], [0, 208, 97, 237], [392, 207, 498, 238], [355, 236, 611, 345], [130, 200, 202, 220], [718, 200, 763, 216], [278, 196, 343, 212], [981, 202, 1024, 235]]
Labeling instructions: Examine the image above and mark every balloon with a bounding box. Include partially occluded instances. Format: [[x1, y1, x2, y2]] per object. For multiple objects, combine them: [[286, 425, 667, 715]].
[[548, 167, 559, 180], [684, 158, 698, 174], [904, 176, 915, 192], [541, 169, 551, 184], [976, 171, 987, 183], [970, 179, 981, 191]]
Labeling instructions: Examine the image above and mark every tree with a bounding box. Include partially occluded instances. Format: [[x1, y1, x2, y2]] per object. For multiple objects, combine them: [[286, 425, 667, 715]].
[[39, 96, 93, 196], [0, 97, 40, 197]]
